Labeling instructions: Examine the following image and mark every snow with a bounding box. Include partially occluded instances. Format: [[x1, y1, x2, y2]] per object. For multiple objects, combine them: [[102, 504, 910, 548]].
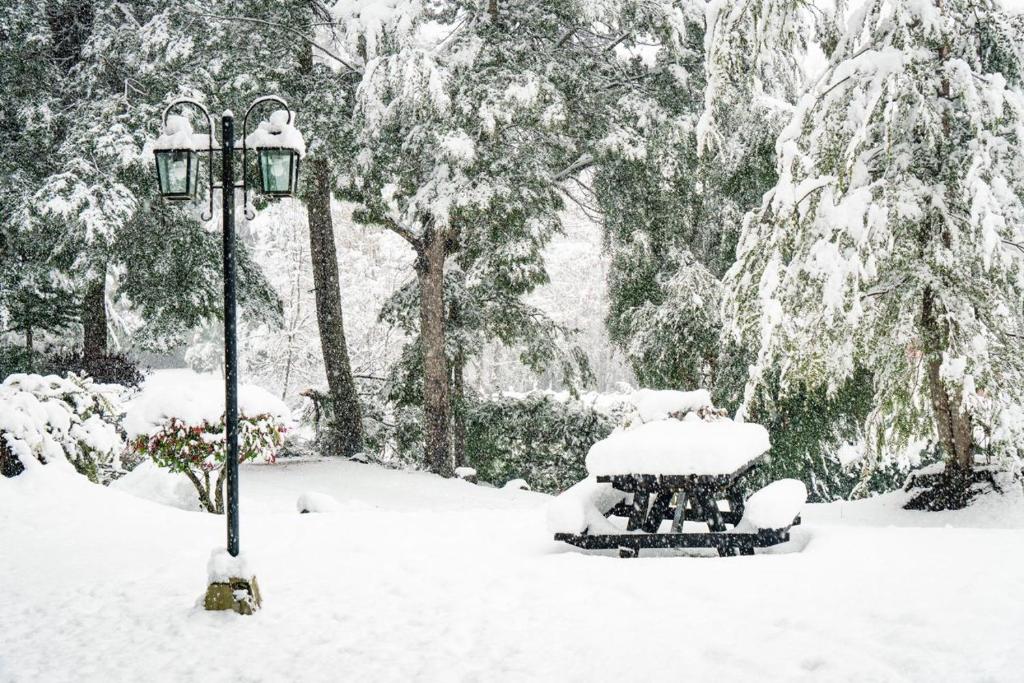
[[296, 491, 340, 513], [586, 418, 771, 476], [207, 547, 254, 583], [503, 478, 530, 491], [546, 475, 627, 535], [152, 114, 212, 151], [244, 110, 307, 156], [629, 388, 713, 422], [110, 460, 201, 511], [0, 373, 124, 474], [454, 466, 477, 480], [1, 458, 1022, 682], [123, 370, 292, 439], [738, 479, 807, 530]]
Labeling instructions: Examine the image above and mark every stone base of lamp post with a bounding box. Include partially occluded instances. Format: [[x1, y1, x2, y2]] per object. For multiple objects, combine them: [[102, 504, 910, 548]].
[[204, 576, 262, 615]]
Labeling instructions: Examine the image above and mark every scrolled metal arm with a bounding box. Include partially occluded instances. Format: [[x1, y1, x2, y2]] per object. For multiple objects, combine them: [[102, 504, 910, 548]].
[[162, 98, 216, 221]]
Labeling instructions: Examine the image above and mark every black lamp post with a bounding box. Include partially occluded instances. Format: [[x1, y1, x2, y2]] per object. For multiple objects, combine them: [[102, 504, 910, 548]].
[[153, 96, 302, 563]]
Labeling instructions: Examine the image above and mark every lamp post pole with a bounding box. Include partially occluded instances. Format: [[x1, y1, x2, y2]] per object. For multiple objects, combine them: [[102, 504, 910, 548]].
[[154, 94, 301, 574], [221, 110, 240, 557]]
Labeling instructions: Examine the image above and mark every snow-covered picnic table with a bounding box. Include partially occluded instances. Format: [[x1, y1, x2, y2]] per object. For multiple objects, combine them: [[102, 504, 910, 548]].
[[552, 417, 806, 557]]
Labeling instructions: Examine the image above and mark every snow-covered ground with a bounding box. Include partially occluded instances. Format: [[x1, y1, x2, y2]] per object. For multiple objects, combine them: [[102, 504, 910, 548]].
[[2, 459, 1022, 682]]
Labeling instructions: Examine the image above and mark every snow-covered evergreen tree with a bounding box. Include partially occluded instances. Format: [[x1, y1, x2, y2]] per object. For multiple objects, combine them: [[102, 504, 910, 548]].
[[724, 0, 1024, 505], [335, 0, 622, 475]]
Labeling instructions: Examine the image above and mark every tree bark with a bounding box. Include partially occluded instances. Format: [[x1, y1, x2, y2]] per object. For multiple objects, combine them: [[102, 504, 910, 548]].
[[452, 350, 467, 469], [418, 232, 453, 476], [921, 288, 973, 471], [305, 156, 364, 456], [82, 269, 107, 361]]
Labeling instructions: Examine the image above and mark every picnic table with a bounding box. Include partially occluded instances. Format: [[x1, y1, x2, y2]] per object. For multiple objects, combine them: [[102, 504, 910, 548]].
[[552, 420, 803, 558]]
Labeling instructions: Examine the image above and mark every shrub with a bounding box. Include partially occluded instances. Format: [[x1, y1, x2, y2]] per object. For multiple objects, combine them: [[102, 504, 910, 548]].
[[130, 414, 284, 514], [124, 372, 291, 514], [0, 373, 127, 482], [464, 392, 616, 494], [45, 352, 146, 388]]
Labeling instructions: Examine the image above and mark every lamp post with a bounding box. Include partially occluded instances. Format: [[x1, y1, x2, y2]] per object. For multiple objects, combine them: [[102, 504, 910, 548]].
[[152, 96, 303, 613]]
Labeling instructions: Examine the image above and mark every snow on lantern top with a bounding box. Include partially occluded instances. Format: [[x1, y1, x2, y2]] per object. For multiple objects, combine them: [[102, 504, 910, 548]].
[[152, 115, 213, 150], [244, 110, 306, 156]]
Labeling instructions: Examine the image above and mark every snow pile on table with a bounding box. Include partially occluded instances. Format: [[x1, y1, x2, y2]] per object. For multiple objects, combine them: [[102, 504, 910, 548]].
[[245, 110, 306, 156], [627, 388, 713, 423], [123, 370, 292, 439], [207, 547, 255, 583], [737, 479, 807, 531], [152, 114, 212, 150], [110, 460, 201, 511], [586, 418, 770, 477], [296, 491, 340, 513], [0, 373, 125, 478], [546, 476, 627, 534]]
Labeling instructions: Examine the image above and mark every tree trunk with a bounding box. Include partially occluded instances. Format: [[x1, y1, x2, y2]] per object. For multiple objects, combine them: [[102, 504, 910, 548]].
[[82, 270, 107, 361], [306, 156, 364, 456], [25, 326, 33, 353], [918, 287, 974, 508], [452, 350, 467, 469], [418, 232, 453, 476]]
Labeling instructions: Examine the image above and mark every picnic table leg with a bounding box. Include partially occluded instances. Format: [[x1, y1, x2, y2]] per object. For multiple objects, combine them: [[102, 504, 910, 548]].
[[697, 491, 727, 533], [727, 487, 745, 521], [670, 491, 688, 532], [626, 491, 650, 531], [642, 490, 673, 533]]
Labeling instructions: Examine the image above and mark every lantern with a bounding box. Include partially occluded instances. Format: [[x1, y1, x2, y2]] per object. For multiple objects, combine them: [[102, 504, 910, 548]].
[[256, 147, 300, 197], [154, 149, 199, 200]]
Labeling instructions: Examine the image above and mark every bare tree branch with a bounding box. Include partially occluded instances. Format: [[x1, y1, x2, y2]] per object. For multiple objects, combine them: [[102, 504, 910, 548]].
[[184, 10, 361, 74]]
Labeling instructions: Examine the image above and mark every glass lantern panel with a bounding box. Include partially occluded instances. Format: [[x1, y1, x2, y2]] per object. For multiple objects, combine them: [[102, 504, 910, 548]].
[[259, 149, 295, 195], [156, 150, 195, 197]]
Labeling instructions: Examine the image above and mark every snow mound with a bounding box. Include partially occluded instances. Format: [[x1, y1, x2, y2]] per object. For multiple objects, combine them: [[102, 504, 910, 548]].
[[454, 467, 477, 481], [245, 110, 306, 156], [152, 114, 212, 150], [546, 476, 627, 535], [630, 388, 712, 423], [739, 479, 807, 530], [296, 491, 340, 514], [503, 478, 531, 491], [124, 370, 291, 439], [586, 418, 770, 477], [110, 460, 200, 511], [207, 547, 254, 583]]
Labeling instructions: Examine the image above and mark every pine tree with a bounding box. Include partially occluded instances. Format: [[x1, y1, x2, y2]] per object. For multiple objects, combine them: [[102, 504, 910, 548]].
[[334, 0, 619, 475], [723, 0, 1024, 506]]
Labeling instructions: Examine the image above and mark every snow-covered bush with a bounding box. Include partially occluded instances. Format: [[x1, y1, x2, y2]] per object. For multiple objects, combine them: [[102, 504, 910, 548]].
[[130, 415, 283, 514], [0, 373, 126, 482], [124, 372, 290, 514], [464, 393, 616, 495]]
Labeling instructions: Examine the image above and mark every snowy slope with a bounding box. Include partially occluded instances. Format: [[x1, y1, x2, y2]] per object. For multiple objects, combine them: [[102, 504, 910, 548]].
[[1, 460, 1022, 682]]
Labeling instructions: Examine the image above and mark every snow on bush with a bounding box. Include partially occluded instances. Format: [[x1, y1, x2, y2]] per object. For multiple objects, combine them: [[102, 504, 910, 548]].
[[125, 372, 290, 514], [0, 373, 126, 483]]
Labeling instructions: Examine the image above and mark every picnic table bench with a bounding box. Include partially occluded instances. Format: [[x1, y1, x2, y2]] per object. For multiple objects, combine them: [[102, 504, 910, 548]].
[[551, 420, 805, 558]]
